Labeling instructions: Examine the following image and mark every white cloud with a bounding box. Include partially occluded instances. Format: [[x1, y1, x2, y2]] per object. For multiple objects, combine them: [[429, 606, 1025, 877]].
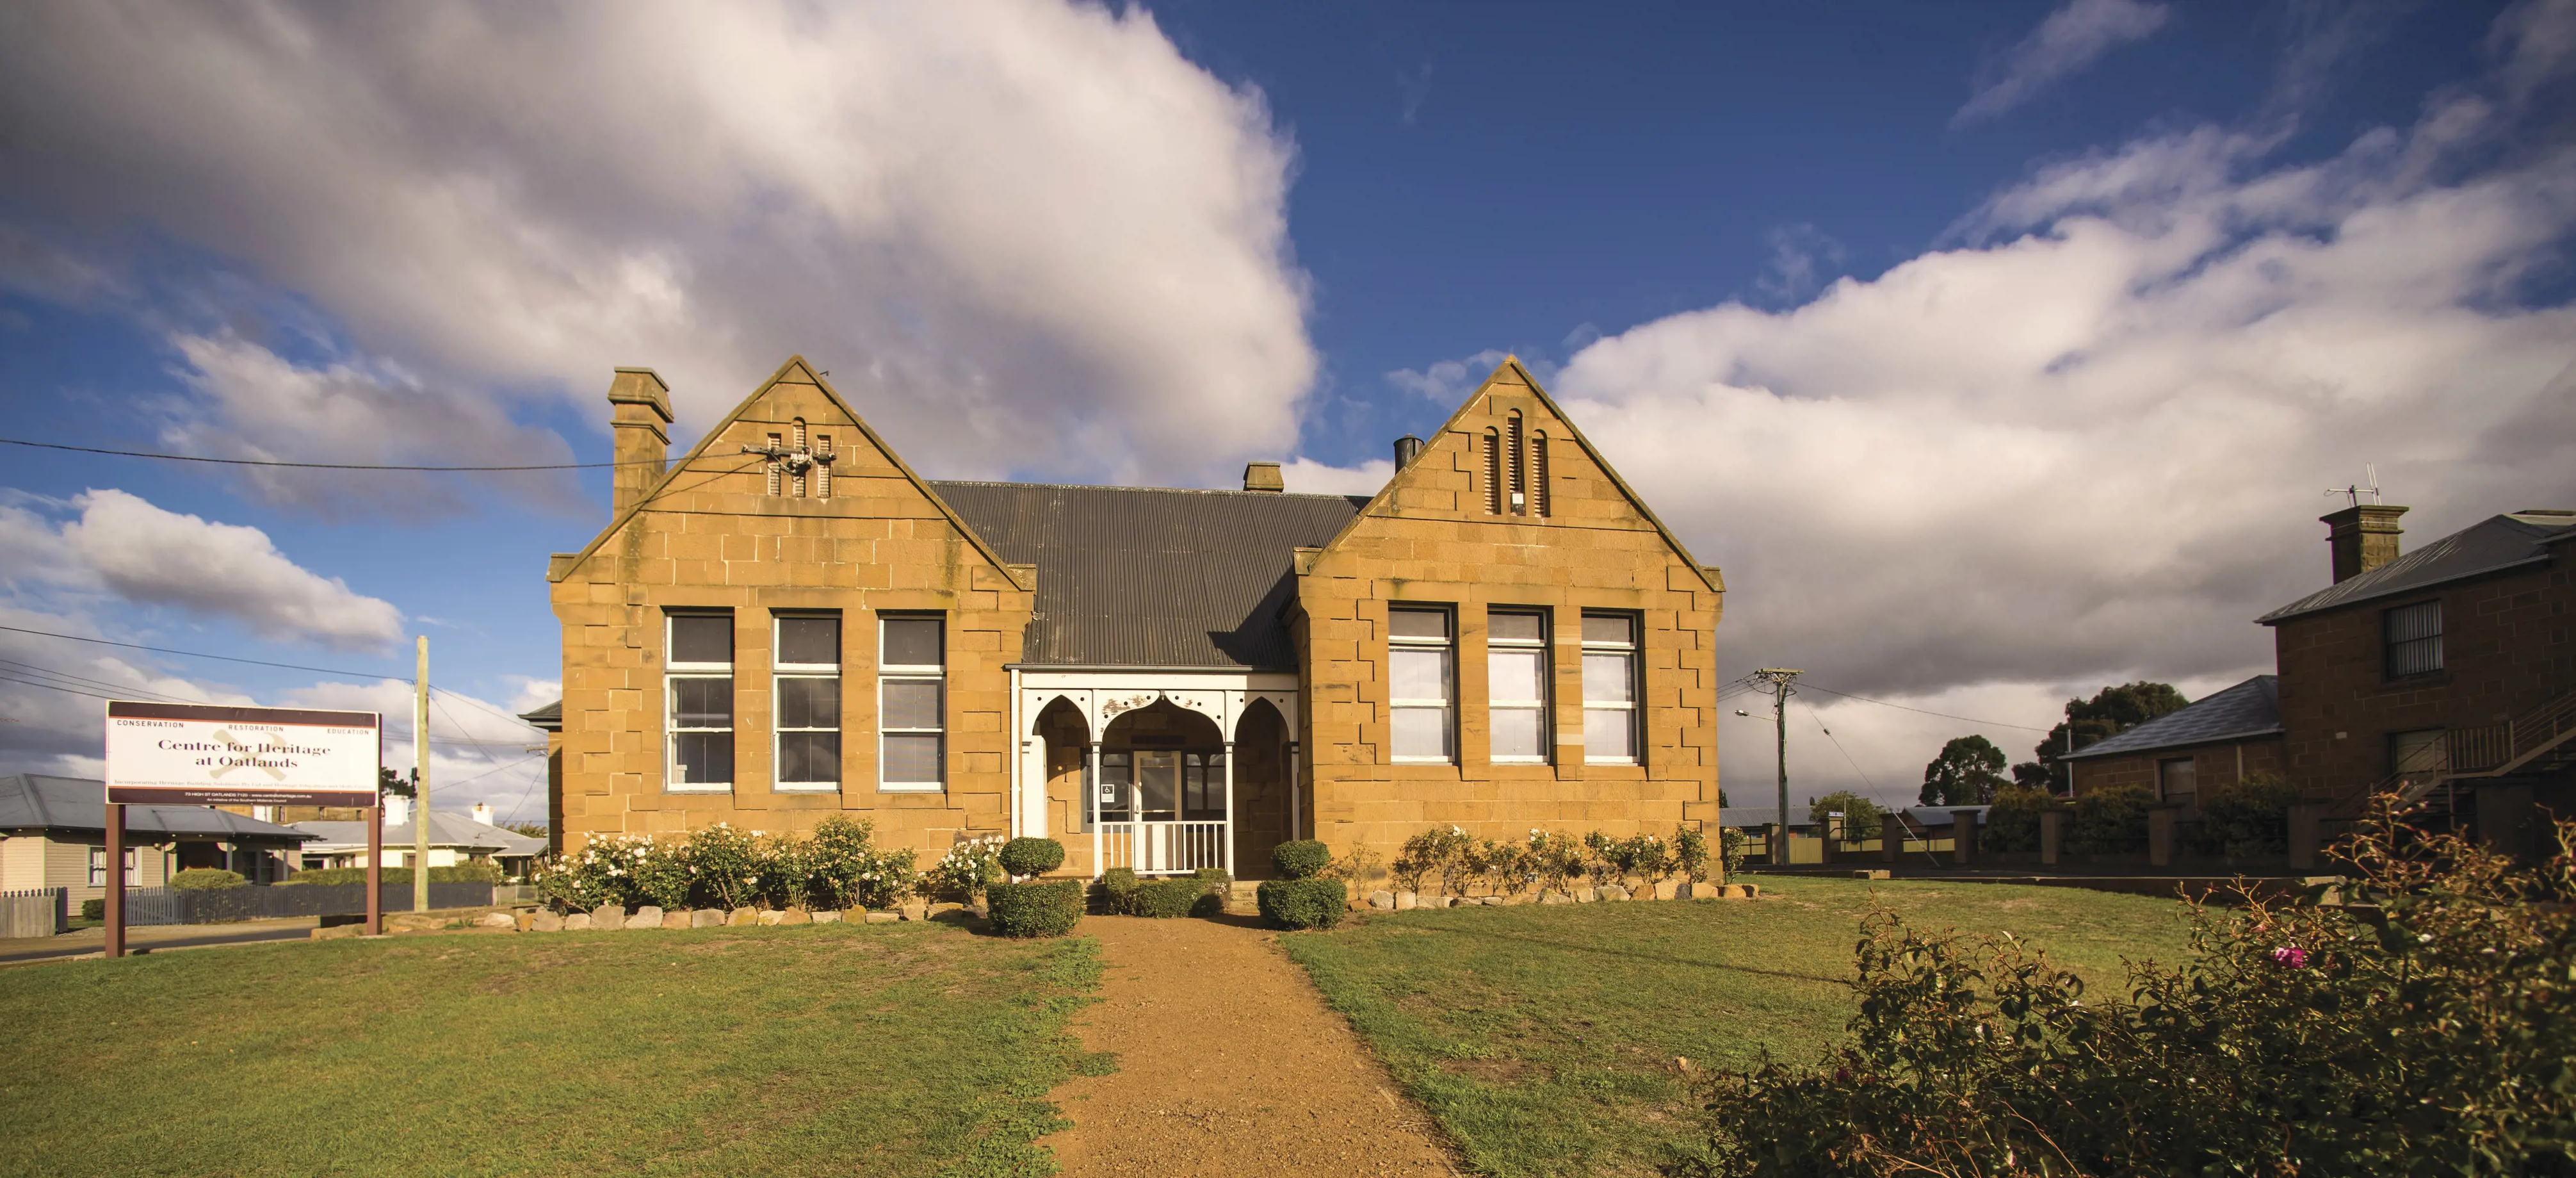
[[52, 489, 405, 650], [1279, 457, 1392, 496], [0, 0, 1314, 490], [1955, 0, 2172, 126], [1557, 12, 2576, 792], [1387, 349, 1514, 403]]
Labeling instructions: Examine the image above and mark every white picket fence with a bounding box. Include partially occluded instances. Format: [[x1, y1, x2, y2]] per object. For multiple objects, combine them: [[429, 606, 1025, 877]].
[[1093, 821, 1229, 876]]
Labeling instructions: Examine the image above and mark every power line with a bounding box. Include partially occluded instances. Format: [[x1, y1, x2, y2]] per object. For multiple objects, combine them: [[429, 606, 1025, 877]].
[[1797, 681, 2052, 732], [1798, 698, 1880, 794], [0, 436, 649, 471], [0, 624, 407, 680]]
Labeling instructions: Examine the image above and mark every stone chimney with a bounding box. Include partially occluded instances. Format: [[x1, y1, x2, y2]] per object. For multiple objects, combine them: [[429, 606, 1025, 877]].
[[2322, 503, 2406, 582], [1393, 435, 1423, 468], [608, 368, 674, 516], [1242, 461, 1284, 493]]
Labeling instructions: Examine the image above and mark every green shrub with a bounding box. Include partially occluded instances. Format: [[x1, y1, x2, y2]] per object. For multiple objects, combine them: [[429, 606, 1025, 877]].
[[2193, 770, 2300, 857], [1129, 877, 1208, 919], [282, 864, 501, 888], [1672, 824, 1712, 883], [79, 899, 103, 920], [805, 815, 915, 911], [1719, 828, 1747, 877], [2069, 783, 2153, 855], [1099, 867, 1141, 915], [923, 835, 1007, 903], [168, 869, 245, 890], [1981, 784, 2054, 853], [999, 837, 1066, 878], [1674, 812, 2576, 1177], [985, 878, 1084, 937], [1256, 878, 1345, 930], [1272, 839, 1332, 880]]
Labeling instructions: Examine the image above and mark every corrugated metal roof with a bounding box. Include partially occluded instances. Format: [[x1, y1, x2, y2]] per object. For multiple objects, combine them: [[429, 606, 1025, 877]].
[[2258, 511, 2575, 625], [519, 700, 562, 731], [0, 774, 316, 841], [2061, 675, 2281, 761], [293, 813, 546, 856], [932, 481, 1366, 669]]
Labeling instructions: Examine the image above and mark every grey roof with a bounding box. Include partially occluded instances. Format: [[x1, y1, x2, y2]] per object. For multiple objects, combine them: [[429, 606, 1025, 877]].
[[2259, 511, 2576, 625], [2061, 675, 2281, 761], [293, 812, 546, 856], [0, 774, 316, 842], [930, 481, 1366, 669], [519, 700, 562, 731], [1717, 805, 1815, 828]]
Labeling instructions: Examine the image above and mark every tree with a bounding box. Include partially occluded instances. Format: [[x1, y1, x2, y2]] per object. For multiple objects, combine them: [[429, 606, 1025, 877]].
[[503, 821, 549, 839], [1921, 735, 2009, 807], [378, 767, 416, 799], [2009, 682, 2191, 794], [1807, 790, 1885, 841]]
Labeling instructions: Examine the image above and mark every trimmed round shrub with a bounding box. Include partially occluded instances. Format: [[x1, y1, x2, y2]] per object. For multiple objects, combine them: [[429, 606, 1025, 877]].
[[999, 837, 1066, 878], [79, 899, 104, 920], [986, 878, 1085, 937], [1256, 878, 1346, 929], [169, 868, 246, 890], [1272, 839, 1332, 880], [1099, 867, 1141, 914], [1130, 877, 1207, 918]]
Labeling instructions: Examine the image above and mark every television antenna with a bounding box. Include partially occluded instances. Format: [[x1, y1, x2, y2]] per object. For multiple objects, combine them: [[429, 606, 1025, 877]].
[[2325, 464, 2381, 508]]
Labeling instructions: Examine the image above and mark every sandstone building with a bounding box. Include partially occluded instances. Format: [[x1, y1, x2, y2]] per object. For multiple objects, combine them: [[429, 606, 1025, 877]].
[[536, 357, 1724, 878]]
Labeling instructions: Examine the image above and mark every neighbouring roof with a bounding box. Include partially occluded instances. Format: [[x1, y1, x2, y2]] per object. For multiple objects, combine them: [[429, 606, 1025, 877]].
[[294, 811, 546, 857], [931, 481, 1367, 669], [0, 774, 317, 842], [2060, 675, 2282, 762], [2258, 511, 2576, 625], [1717, 806, 1815, 828], [519, 699, 562, 732]]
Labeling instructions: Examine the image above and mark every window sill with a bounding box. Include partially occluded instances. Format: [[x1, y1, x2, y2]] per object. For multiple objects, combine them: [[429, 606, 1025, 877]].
[[1584, 758, 1640, 767], [774, 784, 840, 794], [1391, 757, 1456, 765], [665, 785, 733, 794], [1491, 756, 1551, 765], [878, 784, 945, 794]]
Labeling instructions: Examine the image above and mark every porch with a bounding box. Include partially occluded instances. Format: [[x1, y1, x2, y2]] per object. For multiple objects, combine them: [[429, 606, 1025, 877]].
[[1010, 670, 1303, 878]]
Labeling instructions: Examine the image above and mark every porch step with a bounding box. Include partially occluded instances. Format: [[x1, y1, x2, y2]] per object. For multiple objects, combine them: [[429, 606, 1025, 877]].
[[1226, 880, 1260, 916]]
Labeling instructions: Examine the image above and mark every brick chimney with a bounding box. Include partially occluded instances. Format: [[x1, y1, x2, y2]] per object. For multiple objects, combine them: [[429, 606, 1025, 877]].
[[608, 368, 673, 516], [2321, 503, 2406, 582], [1242, 461, 1284, 493]]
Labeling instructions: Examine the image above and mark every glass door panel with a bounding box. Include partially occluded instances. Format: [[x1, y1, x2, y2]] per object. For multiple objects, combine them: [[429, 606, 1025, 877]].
[[1138, 751, 1179, 821]]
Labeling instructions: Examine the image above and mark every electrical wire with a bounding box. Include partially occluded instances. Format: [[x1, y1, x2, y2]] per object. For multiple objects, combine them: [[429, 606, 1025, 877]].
[[1799, 698, 1881, 793], [0, 624, 406, 680], [0, 436, 652, 471], [1797, 681, 2052, 732]]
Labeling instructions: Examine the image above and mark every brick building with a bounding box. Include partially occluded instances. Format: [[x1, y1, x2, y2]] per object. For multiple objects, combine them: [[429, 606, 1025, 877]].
[[2062, 675, 2285, 812], [537, 357, 1723, 877], [2257, 504, 2575, 854]]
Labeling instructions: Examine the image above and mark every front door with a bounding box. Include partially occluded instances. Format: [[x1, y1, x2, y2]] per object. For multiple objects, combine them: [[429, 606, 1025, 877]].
[[1137, 751, 1180, 822]]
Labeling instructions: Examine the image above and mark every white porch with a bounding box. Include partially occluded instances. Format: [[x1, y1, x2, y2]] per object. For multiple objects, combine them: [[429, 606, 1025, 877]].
[[1009, 669, 1302, 878]]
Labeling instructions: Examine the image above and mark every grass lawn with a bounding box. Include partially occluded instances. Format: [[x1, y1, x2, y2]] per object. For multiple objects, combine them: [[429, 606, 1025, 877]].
[[0, 922, 1103, 1177], [1283, 877, 2201, 1178]]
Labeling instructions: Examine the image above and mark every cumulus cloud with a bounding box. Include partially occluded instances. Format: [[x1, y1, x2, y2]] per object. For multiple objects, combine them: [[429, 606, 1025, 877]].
[[1955, 0, 2172, 126], [1279, 457, 1392, 496], [1553, 10, 2576, 793], [40, 489, 406, 650], [1387, 349, 1515, 403], [0, 1, 1314, 490]]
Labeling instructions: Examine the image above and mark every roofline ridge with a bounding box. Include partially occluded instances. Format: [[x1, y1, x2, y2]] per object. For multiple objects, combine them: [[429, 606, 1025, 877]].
[[928, 477, 1361, 500]]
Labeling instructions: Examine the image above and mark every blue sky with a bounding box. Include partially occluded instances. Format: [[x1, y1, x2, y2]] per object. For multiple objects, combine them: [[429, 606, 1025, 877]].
[[2, 0, 2569, 815]]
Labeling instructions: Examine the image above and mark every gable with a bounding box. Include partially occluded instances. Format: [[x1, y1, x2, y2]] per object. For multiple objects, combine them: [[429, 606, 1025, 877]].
[[547, 356, 1026, 587], [1309, 358, 1720, 591]]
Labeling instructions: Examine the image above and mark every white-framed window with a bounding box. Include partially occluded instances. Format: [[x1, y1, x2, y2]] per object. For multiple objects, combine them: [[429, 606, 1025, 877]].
[[2157, 756, 2197, 810], [2385, 600, 2443, 677], [1489, 609, 1550, 763], [774, 613, 841, 791], [88, 846, 136, 888], [1581, 612, 1640, 765], [1389, 606, 1455, 763], [666, 611, 734, 792], [879, 614, 945, 791]]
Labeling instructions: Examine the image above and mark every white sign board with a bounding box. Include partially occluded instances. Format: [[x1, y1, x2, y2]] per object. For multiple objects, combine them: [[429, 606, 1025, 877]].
[[105, 701, 380, 806]]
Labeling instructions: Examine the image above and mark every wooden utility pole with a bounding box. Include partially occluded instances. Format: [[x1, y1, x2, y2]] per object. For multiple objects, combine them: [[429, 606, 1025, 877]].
[[1753, 669, 1802, 865], [414, 636, 430, 913], [103, 801, 125, 958]]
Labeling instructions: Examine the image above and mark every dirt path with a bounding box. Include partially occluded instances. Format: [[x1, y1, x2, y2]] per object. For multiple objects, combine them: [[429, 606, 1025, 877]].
[[1044, 915, 1461, 1178]]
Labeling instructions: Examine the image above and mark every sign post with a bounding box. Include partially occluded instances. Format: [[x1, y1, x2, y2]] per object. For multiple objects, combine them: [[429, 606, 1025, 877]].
[[104, 701, 383, 952]]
